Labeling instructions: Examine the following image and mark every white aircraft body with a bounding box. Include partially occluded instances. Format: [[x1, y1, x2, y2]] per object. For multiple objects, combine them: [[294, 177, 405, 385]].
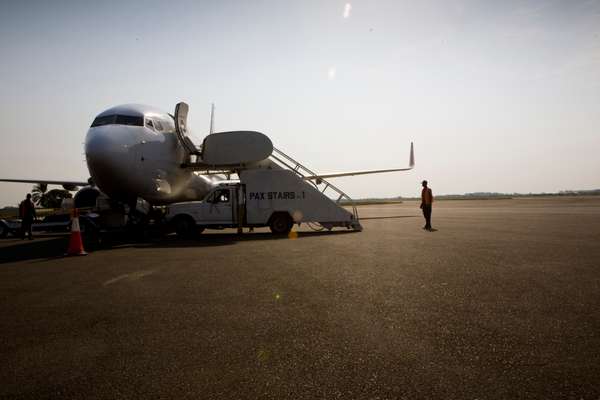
[[84, 104, 214, 205], [1, 102, 415, 210]]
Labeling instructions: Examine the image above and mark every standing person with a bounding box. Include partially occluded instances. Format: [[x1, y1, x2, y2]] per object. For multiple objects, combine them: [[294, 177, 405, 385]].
[[420, 180, 433, 231], [19, 193, 37, 240]]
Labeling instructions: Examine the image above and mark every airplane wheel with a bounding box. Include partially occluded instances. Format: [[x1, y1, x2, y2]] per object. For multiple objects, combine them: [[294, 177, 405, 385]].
[[80, 220, 100, 250], [173, 215, 197, 239], [269, 213, 292, 235]]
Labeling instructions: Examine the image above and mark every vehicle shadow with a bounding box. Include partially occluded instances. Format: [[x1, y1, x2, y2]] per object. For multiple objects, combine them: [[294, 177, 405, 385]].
[[0, 230, 360, 262], [119, 229, 360, 250], [0, 236, 69, 264]]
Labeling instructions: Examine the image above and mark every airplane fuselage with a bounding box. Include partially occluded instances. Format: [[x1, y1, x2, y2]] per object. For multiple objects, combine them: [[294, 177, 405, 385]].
[[84, 104, 214, 205]]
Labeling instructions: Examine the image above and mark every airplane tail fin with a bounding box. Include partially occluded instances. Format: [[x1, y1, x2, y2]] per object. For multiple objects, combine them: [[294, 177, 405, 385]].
[[209, 103, 215, 134], [409, 142, 415, 168]]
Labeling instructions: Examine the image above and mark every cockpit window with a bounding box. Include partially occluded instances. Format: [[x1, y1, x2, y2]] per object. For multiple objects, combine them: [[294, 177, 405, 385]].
[[115, 115, 144, 126], [91, 114, 143, 127], [145, 118, 164, 132], [90, 115, 116, 127]]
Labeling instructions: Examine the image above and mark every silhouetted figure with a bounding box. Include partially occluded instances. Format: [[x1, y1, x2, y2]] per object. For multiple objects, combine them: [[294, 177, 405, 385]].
[[420, 180, 433, 231], [19, 193, 36, 240]]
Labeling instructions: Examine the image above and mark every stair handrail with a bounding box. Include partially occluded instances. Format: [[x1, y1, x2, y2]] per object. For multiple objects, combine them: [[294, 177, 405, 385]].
[[270, 147, 359, 221]]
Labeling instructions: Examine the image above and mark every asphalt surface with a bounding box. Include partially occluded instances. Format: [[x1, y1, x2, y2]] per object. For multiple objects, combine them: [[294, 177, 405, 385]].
[[1, 197, 599, 399]]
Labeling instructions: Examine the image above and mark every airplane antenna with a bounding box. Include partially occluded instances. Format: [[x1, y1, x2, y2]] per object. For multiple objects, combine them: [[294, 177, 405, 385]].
[[209, 103, 215, 134]]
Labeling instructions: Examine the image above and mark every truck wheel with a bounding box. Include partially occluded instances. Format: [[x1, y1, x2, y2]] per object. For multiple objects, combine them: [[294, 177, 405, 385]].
[[173, 215, 197, 239], [269, 213, 292, 235]]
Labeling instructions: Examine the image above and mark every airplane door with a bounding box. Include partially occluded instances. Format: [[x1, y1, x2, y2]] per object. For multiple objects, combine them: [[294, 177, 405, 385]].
[[174, 102, 199, 155], [202, 188, 233, 224]]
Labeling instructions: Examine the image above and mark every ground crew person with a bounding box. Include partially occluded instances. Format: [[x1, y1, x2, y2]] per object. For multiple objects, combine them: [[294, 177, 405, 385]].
[[19, 193, 36, 240], [420, 180, 433, 231]]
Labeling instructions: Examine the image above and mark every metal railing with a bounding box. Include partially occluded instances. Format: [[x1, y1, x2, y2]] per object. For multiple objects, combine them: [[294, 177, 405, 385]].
[[270, 147, 359, 221]]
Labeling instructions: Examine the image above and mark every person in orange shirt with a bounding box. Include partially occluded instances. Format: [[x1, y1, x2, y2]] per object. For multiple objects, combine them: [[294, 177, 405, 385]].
[[420, 180, 433, 231]]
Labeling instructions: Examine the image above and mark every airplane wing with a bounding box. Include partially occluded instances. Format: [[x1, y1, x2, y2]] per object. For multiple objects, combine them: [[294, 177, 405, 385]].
[[303, 142, 415, 181], [0, 178, 90, 190], [303, 167, 413, 180]]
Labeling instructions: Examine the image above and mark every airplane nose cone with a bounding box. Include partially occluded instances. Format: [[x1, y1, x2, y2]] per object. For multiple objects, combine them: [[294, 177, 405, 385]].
[[85, 127, 130, 169], [87, 130, 119, 153], [85, 127, 137, 199]]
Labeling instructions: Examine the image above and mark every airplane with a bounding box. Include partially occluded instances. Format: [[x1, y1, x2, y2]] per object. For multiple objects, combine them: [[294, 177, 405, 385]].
[[1, 102, 415, 216]]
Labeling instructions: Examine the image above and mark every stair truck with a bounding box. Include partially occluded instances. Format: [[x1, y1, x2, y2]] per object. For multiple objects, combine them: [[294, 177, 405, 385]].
[[165, 168, 362, 237]]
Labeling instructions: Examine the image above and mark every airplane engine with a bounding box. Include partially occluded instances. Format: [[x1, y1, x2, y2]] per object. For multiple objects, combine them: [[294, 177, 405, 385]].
[[170, 173, 216, 203], [74, 186, 101, 209]]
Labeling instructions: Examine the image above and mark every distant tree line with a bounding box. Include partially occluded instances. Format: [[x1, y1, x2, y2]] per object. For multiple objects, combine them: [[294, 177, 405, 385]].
[[557, 189, 600, 196], [0, 184, 75, 210], [355, 189, 600, 202]]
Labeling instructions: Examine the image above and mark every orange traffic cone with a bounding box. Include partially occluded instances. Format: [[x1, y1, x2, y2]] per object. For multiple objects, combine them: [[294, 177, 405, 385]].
[[66, 209, 87, 256]]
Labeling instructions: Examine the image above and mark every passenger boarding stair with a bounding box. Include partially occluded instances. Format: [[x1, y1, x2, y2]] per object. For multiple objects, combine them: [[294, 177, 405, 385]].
[[269, 147, 362, 230]]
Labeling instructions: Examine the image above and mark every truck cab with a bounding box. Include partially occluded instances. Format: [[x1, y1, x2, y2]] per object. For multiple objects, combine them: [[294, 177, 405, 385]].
[[165, 183, 245, 237], [187, 186, 236, 225]]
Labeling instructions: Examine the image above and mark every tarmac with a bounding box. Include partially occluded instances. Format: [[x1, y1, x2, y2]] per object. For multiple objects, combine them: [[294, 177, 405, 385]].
[[1, 197, 599, 399]]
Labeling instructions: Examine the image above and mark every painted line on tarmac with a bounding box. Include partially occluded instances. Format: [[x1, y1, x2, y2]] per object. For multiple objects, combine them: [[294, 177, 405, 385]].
[[103, 270, 157, 286], [360, 215, 418, 220]]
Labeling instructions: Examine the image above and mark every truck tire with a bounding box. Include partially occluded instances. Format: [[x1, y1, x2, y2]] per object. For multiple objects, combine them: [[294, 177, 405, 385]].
[[173, 215, 197, 239], [269, 213, 292, 235]]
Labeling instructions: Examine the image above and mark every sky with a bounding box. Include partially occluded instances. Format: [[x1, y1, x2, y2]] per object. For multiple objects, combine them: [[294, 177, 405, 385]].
[[1, 0, 599, 206]]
